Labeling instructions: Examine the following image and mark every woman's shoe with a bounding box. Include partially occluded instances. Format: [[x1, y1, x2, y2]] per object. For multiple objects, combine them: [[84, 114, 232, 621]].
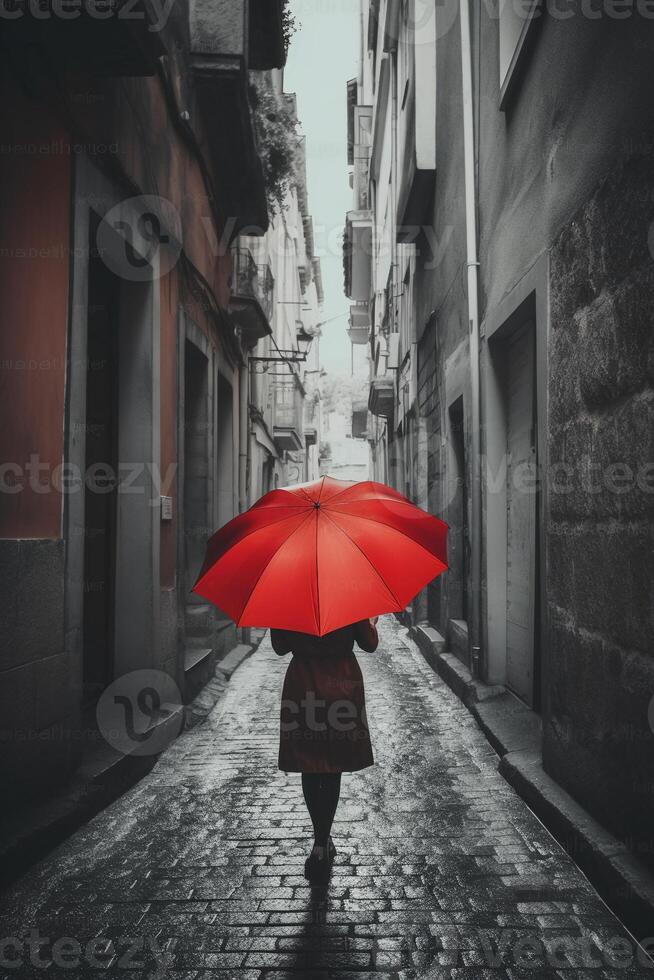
[[304, 841, 334, 882]]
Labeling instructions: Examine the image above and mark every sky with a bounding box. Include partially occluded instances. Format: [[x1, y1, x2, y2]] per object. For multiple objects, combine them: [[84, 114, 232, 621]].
[[284, 0, 367, 378]]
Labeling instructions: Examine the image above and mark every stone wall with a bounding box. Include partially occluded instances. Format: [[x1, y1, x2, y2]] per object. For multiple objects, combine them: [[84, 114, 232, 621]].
[[0, 539, 77, 798], [546, 150, 654, 872], [418, 319, 444, 630]]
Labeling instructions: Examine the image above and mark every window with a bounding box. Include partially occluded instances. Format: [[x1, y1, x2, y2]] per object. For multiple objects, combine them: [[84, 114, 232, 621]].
[[499, 0, 541, 109], [399, 258, 413, 362], [398, 0, 413, 108]]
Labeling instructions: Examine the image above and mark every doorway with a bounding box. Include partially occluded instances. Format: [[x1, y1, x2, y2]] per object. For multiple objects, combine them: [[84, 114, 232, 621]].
[[82, 243, 119, 699], [505, 322, 538, 707], [184, 340, 210, 597], [216, 376, 235, 528], [182, 338, 213, 670], [448, 396, 469, 626], [262, 453, 274, 495], [67, 165, 160, 729], [483, 261, 547, 700]]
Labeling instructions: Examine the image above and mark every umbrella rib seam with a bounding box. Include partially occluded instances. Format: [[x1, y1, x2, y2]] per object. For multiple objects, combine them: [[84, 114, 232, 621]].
[[322, 508, 449, 565], [320, 511, 404, 610], [194, 510, 313, 588], [236, 510, 315, 627], [252, 486, 313, 509], [320, 479, 411, 509], [328, 496, 448, 521], [293, 485, 316, 505], [317, 478, 364, 507], [315, 509, 320, 632], [252, 503, 309, 509]]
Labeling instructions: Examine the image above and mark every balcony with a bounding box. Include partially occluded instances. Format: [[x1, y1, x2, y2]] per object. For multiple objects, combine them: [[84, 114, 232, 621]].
[[229, 246, 274, 347], [312, 258, 325, 306], [347, 302, 370, 346], [396, 5, 437, 242], [352, 401, 368, 440], [304, 426, 318, 447], [249, 0, 286, 70], [189, 0, 282, 234], [369, 377, 394, 421], [352, 142, 372, 213], [343, 210, 373, 302], [190, 0, 284, 70], [303, 389, 319, 448], [4, 0, 164, 75], [347, 79, 357, 165], [350, 103, 373, 212], [273, 380, 304, 452]]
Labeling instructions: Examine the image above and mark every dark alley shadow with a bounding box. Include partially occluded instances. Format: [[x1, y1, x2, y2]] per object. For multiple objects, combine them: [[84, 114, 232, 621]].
[[281, 875, 364, 976]]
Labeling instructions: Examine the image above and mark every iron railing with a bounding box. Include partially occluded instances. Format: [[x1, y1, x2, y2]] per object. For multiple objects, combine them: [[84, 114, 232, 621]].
[[232, 246, 274, 321]]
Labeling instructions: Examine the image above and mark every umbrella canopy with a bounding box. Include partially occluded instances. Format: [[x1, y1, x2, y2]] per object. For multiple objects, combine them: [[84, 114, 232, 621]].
[[193, 476, 448, 637]]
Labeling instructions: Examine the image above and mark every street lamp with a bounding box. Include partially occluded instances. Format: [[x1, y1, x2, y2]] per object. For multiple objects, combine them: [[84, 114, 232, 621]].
[[296, 325, 314, 361]]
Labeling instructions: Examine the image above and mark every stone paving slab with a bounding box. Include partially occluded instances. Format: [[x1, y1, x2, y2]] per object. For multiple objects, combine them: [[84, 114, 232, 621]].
[[0, 618, 652, 978]]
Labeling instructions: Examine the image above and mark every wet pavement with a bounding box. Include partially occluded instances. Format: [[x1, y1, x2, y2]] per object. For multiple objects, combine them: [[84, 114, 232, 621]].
[[1, 617, 652, 979]]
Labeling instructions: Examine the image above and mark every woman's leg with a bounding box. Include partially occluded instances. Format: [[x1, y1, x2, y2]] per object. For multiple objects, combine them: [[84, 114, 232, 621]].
[[301, 772, 342, 848]]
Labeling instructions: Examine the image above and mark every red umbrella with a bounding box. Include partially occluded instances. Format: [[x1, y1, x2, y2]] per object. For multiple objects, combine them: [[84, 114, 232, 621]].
[[193, 476, 448, 637]]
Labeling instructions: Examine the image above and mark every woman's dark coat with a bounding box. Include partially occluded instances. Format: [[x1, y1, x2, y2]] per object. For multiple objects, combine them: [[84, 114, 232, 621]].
[[271, 620, 379, 774]]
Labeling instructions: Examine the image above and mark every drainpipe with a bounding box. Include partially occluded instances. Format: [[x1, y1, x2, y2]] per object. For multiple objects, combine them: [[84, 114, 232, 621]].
[[390, 52, 399, 278], [239, 360, 249, 513], [459, 0, 482, 679]]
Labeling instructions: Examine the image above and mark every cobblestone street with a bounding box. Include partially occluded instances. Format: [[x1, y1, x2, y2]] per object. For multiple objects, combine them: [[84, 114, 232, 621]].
[[1, 618, 652, 979]]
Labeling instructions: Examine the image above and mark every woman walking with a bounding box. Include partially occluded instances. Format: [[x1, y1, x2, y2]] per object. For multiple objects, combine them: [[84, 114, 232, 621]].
[[271, 617, 379, 882], [193, 476, 447, 878]]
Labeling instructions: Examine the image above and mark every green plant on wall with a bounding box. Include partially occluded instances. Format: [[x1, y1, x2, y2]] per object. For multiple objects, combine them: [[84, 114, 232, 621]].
[[282, 0, 298, 56], [250, 76, 298, 216]]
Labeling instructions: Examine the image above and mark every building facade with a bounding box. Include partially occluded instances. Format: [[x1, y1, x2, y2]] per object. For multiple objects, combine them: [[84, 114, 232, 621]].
[[346, 0, 654, 877], [0, 0, 322, 802], [240, 78, 324, 502]]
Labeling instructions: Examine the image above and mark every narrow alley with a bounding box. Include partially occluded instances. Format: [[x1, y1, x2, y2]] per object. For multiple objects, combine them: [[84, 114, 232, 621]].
[[1, 618, 650, 979]]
